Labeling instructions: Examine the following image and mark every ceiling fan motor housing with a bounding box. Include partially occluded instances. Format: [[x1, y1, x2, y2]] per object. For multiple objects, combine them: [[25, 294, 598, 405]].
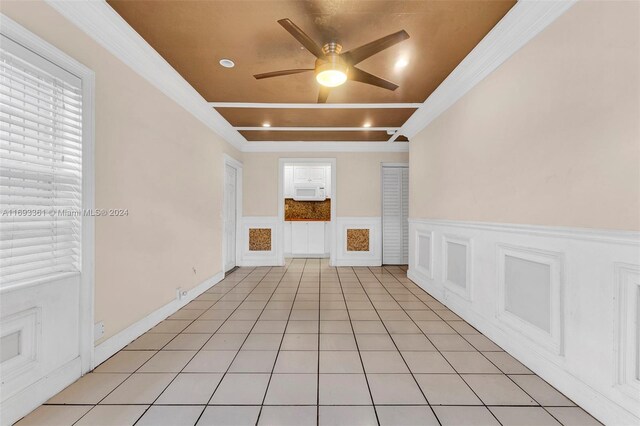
[[315, 43, 349, 87]]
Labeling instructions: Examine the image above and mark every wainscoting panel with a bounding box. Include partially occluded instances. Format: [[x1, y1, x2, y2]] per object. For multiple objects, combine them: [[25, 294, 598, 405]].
[[0, 275, 82, 425], [408, 218, 640, 425], [335, 217, 381, 266], [614, 263, 640, 400], [443, 234, 472, 301], [240, 217, 282, 266], [497, 244, 564, 355], [415, 230, 434, 278]]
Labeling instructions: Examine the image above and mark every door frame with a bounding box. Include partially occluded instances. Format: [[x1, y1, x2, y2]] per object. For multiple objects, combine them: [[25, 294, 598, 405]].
[[222, 154, 243, 274], [381, 162, 409, 265], [278, 158, 337, 266], [0, 14, 96, 422]]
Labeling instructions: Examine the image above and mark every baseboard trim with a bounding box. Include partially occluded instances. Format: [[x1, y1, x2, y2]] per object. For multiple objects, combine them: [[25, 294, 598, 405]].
[[239, 258, 283, 267], [334, 259, 381, 267], [285, 254, 330, 259], [1, 357, 81, 426], [93, 271, 224, 367], [408, 267, 640, 425]]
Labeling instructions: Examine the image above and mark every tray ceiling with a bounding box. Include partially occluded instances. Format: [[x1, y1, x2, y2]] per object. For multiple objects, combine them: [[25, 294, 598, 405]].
[[108, 0, 515, 143]]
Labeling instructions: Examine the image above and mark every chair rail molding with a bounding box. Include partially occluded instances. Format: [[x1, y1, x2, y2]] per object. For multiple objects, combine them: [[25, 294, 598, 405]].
[[407, 218, 640, 425]]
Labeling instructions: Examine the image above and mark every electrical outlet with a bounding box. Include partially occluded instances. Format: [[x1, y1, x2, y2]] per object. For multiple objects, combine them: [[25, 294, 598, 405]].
[[94, 321, 104, 341], [176, 287, 188, 301]]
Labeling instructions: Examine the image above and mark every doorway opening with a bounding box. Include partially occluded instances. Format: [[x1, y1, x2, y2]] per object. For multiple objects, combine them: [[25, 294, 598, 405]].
[[223, 155, 242, 274], [278, 158, 337, 265]]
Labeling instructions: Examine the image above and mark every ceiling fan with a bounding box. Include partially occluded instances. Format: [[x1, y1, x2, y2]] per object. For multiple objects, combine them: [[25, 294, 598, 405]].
[[254, 19, 409, 103]]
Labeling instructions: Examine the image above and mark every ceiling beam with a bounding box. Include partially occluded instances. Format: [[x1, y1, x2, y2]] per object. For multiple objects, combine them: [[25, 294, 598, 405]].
[[242, 141, 409, 153], [209, 102, 422, 109], [235, 126, 399, 132]]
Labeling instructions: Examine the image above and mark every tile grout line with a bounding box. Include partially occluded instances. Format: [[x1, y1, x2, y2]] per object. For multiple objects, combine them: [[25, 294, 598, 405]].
[[193, 263, 287, 423], [70, 267, 260, 425], [254, 258, 308, 425], [316, 258, 321, 426], [335, 266, 381, 426], [367, 265, 502, 425], [352, 266, 441, 425], [138, 266, 271, 426], [385, 267, 572, 425]]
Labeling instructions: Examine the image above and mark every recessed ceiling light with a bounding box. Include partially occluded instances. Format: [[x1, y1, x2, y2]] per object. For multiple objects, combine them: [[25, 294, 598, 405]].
[[363, 122, 372, 128], [219, 58, 235, 68], [262, 122, 271, 128], [395, 58, 409, 69]]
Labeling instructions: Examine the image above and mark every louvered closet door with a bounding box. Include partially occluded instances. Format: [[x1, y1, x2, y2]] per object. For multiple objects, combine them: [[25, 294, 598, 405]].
[[382, 166, 409, 264], [401, 167, 409, 263], [0, 34, 84, 421]]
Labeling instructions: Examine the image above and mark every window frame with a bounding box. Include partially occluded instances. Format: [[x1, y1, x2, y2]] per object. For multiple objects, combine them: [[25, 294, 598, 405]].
[[1, 14, 96, 374]]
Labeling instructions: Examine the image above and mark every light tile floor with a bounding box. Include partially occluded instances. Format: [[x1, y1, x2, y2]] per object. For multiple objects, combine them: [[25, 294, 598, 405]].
[[17, 259, 602, 426]]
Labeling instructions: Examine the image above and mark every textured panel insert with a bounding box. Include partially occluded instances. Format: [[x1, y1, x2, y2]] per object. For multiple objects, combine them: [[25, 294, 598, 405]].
[[347, 229, 369, 252], [505, 255, 551, 332], [249, 228, 271, 251], [418, 235, 431, 271], [446, 241, 467, 289]]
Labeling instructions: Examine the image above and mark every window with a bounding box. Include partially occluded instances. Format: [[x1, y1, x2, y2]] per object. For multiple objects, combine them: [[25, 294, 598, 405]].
[[0, 34, 83, 287]]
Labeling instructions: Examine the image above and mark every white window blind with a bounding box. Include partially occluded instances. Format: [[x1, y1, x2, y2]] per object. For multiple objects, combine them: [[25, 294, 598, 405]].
[[0, 35, 83, 287]]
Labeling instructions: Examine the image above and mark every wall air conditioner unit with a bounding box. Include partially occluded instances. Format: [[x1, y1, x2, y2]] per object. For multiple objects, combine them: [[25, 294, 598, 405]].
[[293, 184, 326, 201]]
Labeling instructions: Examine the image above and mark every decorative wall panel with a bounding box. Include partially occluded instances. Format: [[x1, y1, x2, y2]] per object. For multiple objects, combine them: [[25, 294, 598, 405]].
[[407, 219, 640, 425], [442, 234, 472, 300], [614, 263, 640, 399], [241, 217, 281, 266], [335, 217, 381, 266]]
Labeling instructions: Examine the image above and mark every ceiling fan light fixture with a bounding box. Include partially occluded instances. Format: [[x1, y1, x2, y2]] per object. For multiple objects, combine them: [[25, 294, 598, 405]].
[[315, 57, 348, 88], [316, 69, 347, 87]]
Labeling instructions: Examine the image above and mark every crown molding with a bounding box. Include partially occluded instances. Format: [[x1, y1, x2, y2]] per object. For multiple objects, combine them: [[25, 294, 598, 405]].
[[44, 0, 575, 153], [242, 141, 409, 153], [396, 0, 577, 140], [44, 0, 246, 150]]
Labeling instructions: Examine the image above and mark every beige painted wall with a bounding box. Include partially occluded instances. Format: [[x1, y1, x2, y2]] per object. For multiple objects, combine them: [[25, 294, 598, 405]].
[[409, 0, 640, 231], [243, 152, 409, 217], [2, 1, 243, 343]]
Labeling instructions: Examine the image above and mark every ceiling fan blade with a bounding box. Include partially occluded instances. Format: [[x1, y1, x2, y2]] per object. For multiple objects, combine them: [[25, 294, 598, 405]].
[[278, 19, 325, 58], [343, 30, 409, 65], [317, 86, 330, 103], [254, 69, 314, 79], [349, 67, 399, 91]]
